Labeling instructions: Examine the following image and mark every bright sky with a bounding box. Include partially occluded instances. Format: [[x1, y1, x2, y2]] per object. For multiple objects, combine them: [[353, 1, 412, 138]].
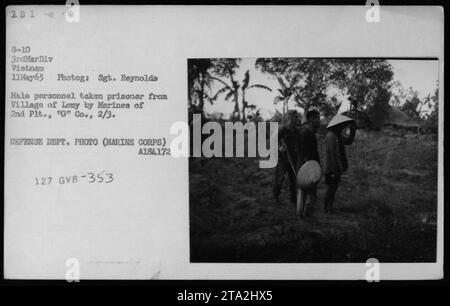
[[203, 58, 439, 119]]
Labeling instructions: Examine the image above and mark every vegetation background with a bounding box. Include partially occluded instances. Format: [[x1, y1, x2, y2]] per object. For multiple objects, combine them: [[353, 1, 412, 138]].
[[188, 58, 438, 263]]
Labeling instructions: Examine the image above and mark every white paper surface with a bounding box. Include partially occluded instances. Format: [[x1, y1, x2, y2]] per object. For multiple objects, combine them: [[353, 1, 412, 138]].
[[4, 5, 444, 280]]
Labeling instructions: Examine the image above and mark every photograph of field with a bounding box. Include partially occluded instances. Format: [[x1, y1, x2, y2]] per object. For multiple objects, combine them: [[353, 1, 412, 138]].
[[188, 58, 439, 263]]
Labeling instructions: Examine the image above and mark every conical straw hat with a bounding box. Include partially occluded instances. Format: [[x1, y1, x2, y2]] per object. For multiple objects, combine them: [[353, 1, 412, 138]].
[[297, 160, 321, 190], [327, 114, 354, 129]]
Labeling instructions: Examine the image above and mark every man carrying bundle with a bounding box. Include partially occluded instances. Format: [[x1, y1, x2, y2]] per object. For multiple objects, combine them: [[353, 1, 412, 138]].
[[323, 114, 356, 213], [273, 110, 301, 204], [297, 110, 321, 218]]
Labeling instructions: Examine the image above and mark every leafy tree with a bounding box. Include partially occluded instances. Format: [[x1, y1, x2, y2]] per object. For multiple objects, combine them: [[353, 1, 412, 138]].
[[256, 58, 330, 114], [366, 87, 392, 126], [396, 86, 437, 121], [321, 96, 342, 118], [241, 70, 272, 121], [273, 76, 298, 119], [390, 80, 405, 107], [328, 59, 394, 113], [187, 59, 215, 115], [400, 90, 423, 121], [326, 59, 394, 127], [255, 58, 296, 77], [208, 59, 242, 119], [247, 108, 264, 122], [292, 59, 330, 113], [424, 85, 439, 126]]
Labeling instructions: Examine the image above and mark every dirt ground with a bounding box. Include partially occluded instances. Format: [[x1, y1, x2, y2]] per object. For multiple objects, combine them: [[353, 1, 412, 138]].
[[189, 129, 438, 263]]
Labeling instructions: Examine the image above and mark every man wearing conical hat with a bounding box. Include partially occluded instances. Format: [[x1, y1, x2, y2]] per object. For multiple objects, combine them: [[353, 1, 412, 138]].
[[323, 113, 356, 213]]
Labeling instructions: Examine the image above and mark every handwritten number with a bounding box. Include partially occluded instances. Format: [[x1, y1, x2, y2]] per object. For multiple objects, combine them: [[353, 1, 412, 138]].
[[97, 172, 104, 183], [87, 172, 95, 183], [105, 173, 113, 183]]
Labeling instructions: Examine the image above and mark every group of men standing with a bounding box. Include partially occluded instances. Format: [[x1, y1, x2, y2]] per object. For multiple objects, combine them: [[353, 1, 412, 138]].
[[273, 109, 356, 218]]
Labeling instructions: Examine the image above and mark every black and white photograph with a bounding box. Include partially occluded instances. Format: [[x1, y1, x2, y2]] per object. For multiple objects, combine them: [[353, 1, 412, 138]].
[[188, 57, 439, 263]]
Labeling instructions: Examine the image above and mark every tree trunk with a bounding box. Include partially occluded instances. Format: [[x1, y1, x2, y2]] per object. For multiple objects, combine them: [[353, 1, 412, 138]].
[[198, 73, 205, 113], [233, 91, 240, 120], [303, 103, 309, 115], [285, 99, 289, 116], [241, 91, 246, 122]]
